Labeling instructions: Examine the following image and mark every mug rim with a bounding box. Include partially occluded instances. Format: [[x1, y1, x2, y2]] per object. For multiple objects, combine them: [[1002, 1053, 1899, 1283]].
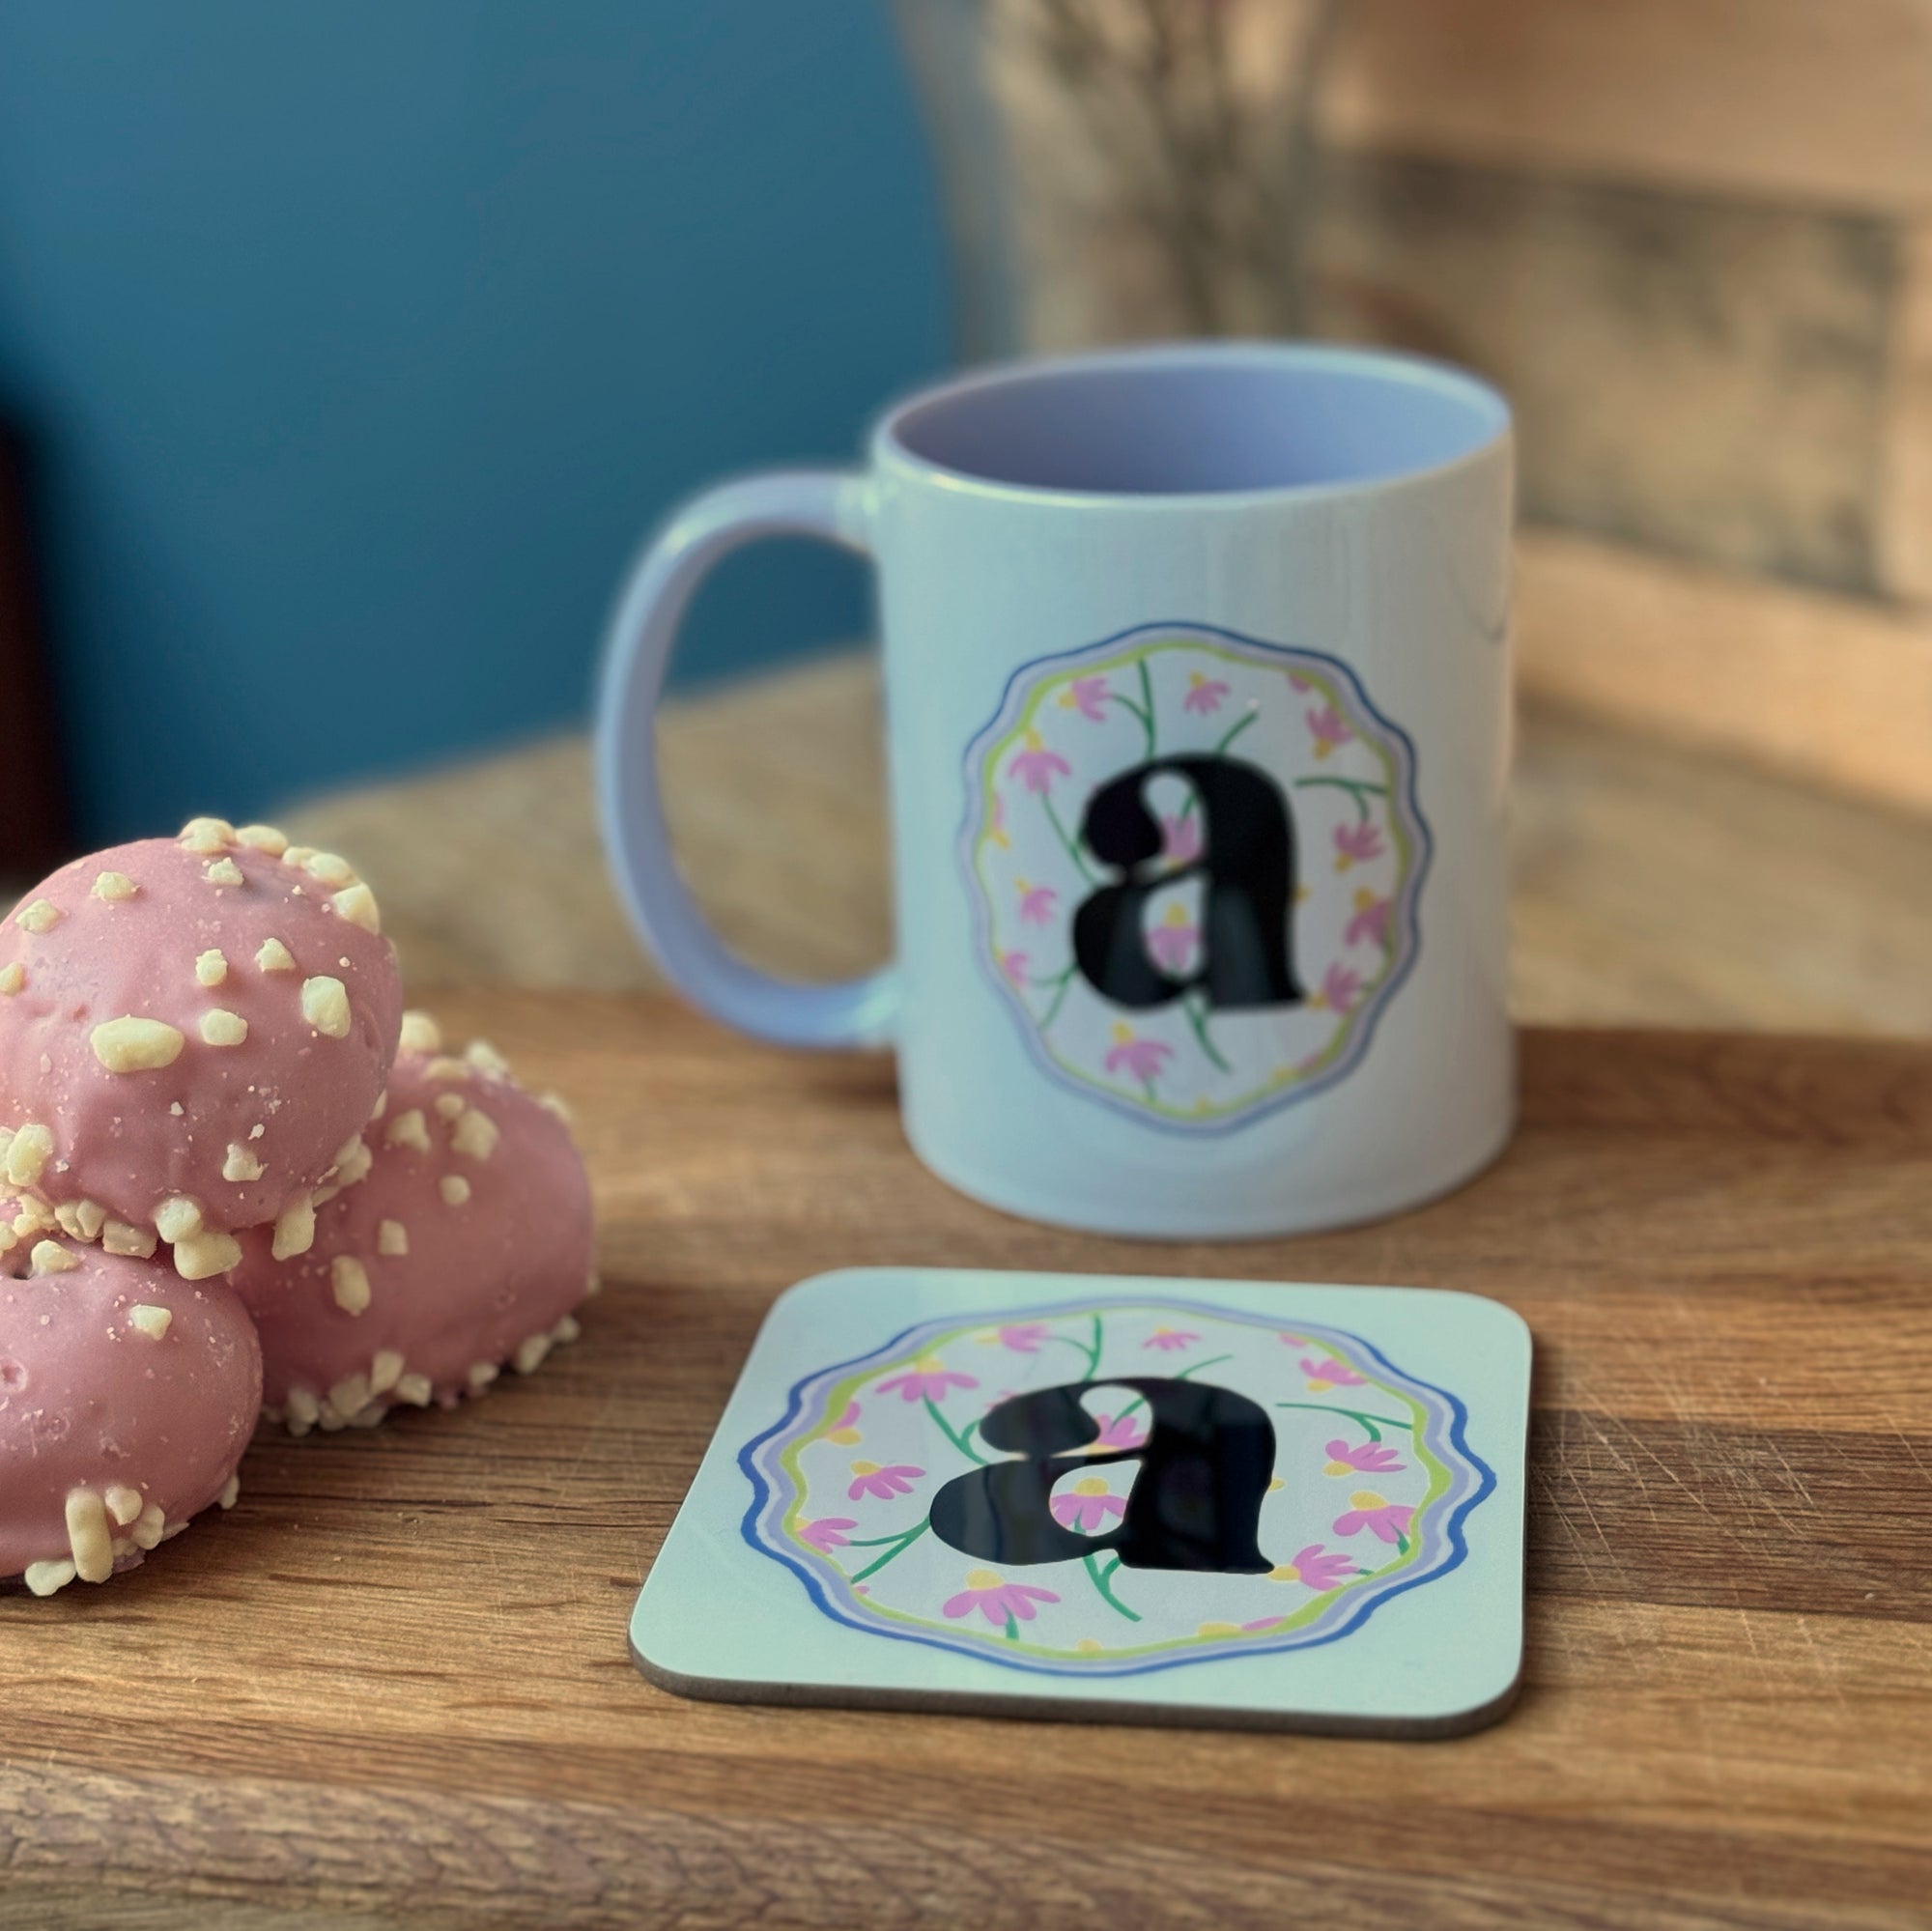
[[872, 339, 1512, 511]]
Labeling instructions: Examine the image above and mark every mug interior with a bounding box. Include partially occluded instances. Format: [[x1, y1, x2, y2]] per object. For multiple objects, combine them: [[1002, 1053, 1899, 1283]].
[[885, 347, 1508, 497]]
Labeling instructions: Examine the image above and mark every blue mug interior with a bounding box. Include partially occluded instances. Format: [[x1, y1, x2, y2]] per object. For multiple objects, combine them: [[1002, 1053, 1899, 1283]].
[[887, 347, 1509, 497]]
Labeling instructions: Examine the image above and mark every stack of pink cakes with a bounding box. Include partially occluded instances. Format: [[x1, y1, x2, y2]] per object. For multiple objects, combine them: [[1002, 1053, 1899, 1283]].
[[0, 818, 596, 1597]]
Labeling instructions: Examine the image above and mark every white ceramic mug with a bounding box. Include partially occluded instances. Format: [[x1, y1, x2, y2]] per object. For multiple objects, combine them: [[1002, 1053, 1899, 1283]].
[[598, 342, 1515, 1237]]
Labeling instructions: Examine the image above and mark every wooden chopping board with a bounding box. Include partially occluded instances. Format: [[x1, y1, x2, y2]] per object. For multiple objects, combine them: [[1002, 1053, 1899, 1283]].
[[3, 992, 1929, 1930]]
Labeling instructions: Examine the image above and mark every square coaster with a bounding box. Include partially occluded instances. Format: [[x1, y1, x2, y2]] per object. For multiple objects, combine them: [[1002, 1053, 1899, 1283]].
[[631, 1268, 1529, 1736]]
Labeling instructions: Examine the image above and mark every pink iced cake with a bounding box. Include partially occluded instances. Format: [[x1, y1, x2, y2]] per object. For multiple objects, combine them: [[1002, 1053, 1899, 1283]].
[[233, 1014, 596, 1433], [0, 819, 403, 1280], [0, 1210, 262, 1595]]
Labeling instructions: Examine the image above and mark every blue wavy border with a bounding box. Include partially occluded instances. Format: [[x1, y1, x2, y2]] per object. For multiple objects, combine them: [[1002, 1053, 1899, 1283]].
[[736, 1296, 1495, 1681], [955, 621, 1434, 1137]]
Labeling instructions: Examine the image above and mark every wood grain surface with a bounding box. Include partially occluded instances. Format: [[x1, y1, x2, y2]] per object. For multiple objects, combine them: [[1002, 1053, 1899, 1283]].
[[4, 993, 1929, 1929]]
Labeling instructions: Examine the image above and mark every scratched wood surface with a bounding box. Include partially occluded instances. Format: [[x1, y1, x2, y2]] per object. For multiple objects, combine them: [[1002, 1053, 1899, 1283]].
[[3, 993, 1930, 1929]]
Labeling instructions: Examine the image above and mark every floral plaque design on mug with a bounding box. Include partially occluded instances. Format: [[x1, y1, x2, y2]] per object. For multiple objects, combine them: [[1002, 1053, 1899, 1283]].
[[962, 624, 1429, 1130], [741, 1297, 1492, 1678]]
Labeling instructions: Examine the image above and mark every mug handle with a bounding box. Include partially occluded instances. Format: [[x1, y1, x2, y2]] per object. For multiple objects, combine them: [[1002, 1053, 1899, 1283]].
[[594, 470, 898, 1049]]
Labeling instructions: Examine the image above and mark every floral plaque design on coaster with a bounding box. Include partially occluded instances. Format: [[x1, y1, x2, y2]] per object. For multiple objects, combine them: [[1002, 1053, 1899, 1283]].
[[633, 1270, 1529, 1736], [743, 1298, 1486, 1676], [961, 625, 1429, 1133]]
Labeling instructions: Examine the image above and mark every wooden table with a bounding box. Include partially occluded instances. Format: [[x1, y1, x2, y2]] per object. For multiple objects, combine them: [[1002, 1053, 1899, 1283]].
[[5, 993, 1930, 1929]]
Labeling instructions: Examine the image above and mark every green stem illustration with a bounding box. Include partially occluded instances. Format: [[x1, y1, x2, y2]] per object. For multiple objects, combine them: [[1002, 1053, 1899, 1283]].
[[1032, 962, 1078, 1031], [1137, 660, 1157, 759], [1293, 774, 1387, 820], [1212, 706, 1259, 757], [1180, 990, 1232, 1074], [846, 1519, 930, 1582], [1083, 1550, 1142, 1622], [1272, 1400, 1413, 1442], [925, 1396, 987, 1465], [1173, 1352, 1235, 1383], [1041, 793, 1099, 884]]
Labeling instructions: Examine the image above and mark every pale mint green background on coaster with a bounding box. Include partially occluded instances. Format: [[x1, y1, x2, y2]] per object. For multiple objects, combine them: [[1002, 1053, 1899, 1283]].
[[631, 1268, 1530, 1731]]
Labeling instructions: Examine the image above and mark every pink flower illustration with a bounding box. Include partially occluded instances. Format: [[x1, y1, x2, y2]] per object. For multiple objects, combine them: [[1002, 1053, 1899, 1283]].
[[991, 1321, 1050, 1354], [877, 1355, 979, 1404], [1182, 670, 1230, 716], [823, 1402, 862, 1446], [1345, 889, 1392, 950], [1059, 676, 1109, 723], [943, 1569, 1061, 1628], [1104, 1023, 1172, 1086], [847, 1460, 923, 1501], [1160, 812, 1202, 865], [1332, 822, 1384, 871], [1143, 1326, 1200, 1352], [1051, 1476, 1126, 1534], [1089, 1411, 1148, 1451], [1016, 878, 1058, 925], [1009, 729, 1072, 795], [1271, 1543, 1357, 1590], [989, 791, 1010, 851], [1306, 705, 1352, 758], [1323, 1437, 1405, 1476], [1333, 1490, 1415, 1545], [999, 950, 1028, 989], [1148, 901, 1198, 972], [797, 1517, 857, 1553], [1298, 1353, 1367, 1393], [1311, 962, 1362, 1013]]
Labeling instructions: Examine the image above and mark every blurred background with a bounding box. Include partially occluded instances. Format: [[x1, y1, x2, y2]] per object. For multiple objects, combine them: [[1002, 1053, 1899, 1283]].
[[3, 0, 1928, 1032]]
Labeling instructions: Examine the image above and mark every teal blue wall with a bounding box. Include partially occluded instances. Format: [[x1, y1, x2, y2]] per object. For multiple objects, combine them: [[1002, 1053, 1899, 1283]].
[[0, 4, 949, 841]]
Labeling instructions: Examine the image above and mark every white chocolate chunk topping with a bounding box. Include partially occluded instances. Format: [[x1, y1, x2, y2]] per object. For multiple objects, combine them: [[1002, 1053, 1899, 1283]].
[[153, 1196, 204, 1243], [131, 1503, 166, 1550], [30, 1239, 79, 1275], [102, 1218, 157, 1259], [4, 1122, 52, 1186], [303, 851, 356, 888], [104, 1484, 144, 1527], [222, 1142, 265, 1183], [66, 1488, 113, 1583], [450, 1109, 499, 1160], [235, 823, 288, 855], [271, 1192, 317, 1261], [300, 976, 351, 1038], [92, 870, 138, 903], [331, 882, 381, 933], [433, 1093, 465, 1121], [425, 1056, 470, 1083], [92, 1016, 186, 1072], [384, 1108, 430, 1153], [204, 857, 244, 887], [25, 1558, 78, 1596], [394, 1372, 434, 1406], [0, 962, 23, 996], [398, 1010, 441, 1055], [377, 1217, 409, 1257], [195, 948, 229, 986], [173, 1228, 241, 1281], [439, 1175, 471, 1207], [329, 1135, 373, 1189], [128, 1304, 173, 1340], [178, 815, 236, 854], [370, 1349, 404, 1394], [467, 1362, 498, 1390], [17, 899, 64, 934], [465, 1038, 509, 1076], [218, 1474, 240, 1510], [330, 1255, 371, 1315], [256, 936, 296, 973], [513, 1332, 552, 1375], [10, 1194, 55, 1239], [200, 1009, 248, 1047]]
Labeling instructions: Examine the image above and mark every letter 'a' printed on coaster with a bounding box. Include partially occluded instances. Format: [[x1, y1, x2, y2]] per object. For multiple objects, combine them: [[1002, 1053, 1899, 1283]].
[[631, 1269, 1530, 1736]]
